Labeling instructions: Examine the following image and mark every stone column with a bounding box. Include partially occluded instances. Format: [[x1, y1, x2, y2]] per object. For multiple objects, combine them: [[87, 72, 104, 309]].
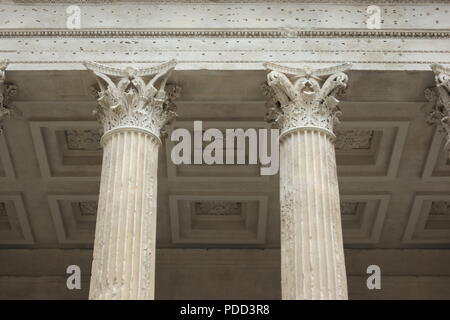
[[85, 60, 180, 300], [0, 60, 18, 133], [426, 64, 450, 158], [262, 62, 350, 300]]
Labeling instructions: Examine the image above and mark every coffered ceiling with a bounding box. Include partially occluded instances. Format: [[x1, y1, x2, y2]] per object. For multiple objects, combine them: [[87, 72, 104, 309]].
[[0, 68, 449, 253]]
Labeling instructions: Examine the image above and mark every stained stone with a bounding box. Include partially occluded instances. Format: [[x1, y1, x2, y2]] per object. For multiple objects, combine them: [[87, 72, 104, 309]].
[[264, 62, 349, 300], [85, 61, 179, 300]]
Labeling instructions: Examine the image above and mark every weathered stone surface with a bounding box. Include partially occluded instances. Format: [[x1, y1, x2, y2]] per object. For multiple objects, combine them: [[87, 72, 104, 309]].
[[1, 2, 449, 71], [427, 64, 450, 158], [265, 63, 349, 299], [86, 61, 178, 300], [0, 0, 450, 302], [0, 60, 17, 133]]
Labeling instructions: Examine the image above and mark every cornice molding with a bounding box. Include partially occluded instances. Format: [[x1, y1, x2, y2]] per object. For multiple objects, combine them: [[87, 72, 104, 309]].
[[11, 0, 450, 4], [0, 29, 449, 39]]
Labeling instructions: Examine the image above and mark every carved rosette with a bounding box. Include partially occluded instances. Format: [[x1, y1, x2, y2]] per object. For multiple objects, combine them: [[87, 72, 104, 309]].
[[262, 62, 350, 139], [426, 64, 450, 155], [84, 60, 180, 143], [0, 60, 18, 133]]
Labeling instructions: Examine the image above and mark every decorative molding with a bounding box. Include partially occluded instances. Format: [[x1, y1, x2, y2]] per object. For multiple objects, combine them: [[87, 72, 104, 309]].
[[430, 201, 450, 216], [0, 60, 8, 131], [336, 121, 409, 182], [85, 60, 180, 140], [403, 194, 450, 244], [421, 126, 450, 182], [340, 202, 359, 215], [29, 121, 102, 181], [340, 194, 390, 244], [48, 194, 98, 245], [0, 202, 6, 217], [194, 201, 242, 216], [335, 129, 374, 151], [169, 195, 268, 245], [78, 201, 98, 216], [64, 129, 101, 151], [262, 62, 350, 137], [0, 29, 449, 40], [6, 60, 450, 70], [0, 133, 16, 181], [0, 194, 34, 245], [426, 63, 450, 159], [263, 62, 352, 78], [84, 60, 177, 78], [11, 1, 450, 4]]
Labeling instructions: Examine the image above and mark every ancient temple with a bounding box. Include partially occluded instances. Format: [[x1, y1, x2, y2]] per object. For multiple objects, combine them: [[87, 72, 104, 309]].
[[0, 0, 449, 300]]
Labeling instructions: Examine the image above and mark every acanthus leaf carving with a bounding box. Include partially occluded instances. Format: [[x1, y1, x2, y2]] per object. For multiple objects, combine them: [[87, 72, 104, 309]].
[[261, 62, 350, 138], [426, 64, 450, 157], [0, 60, 18, 134], [84, 60, 180, 141]]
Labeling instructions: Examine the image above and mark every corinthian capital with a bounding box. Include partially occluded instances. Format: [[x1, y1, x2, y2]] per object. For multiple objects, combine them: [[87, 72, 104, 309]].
[[0, 60, 18, 133], [84, 60, 180, 141], [262, 62, 351, 138], [426, 64, 450, 156]]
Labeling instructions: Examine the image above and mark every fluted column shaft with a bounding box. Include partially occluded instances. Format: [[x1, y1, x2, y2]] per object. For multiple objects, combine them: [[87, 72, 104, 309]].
[[262, 62, 350, 300], [85, 60, 179, 300], [279, 128, 347, 299], [90, 128, 159, 299]]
